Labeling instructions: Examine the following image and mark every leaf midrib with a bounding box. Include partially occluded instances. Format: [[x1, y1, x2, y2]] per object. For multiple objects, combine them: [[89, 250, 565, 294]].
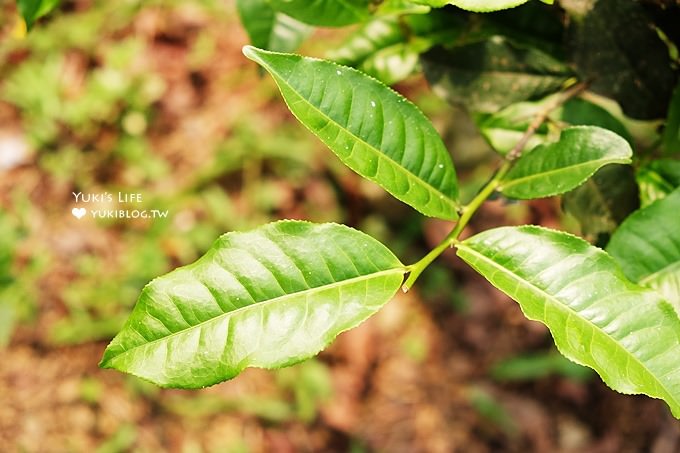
[[270, 64, 460, 214], [456, 242, 679, 409], [108, 267, 405, 361], [500, 156, 630, 192]]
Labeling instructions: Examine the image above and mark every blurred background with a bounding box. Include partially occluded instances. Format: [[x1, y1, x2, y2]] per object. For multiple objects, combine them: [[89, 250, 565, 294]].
[[0, 1, 678, 452]]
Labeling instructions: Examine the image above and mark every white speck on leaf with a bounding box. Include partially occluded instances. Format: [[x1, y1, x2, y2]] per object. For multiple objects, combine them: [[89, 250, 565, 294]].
[[438, 164, 444, 169], [370, 101, 376, 108], [336, 70, 342, 75]]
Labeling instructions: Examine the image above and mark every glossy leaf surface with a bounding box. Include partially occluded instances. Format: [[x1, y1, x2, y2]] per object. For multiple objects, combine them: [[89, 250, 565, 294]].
[[100, 221, 406, 387], [236, 0, 311, 53], [499, 126, 632, 199], [457, 225, 680, 418], [607, 188, 680, 307], [422, 36, 573, 113], [244, 46, 460, 219], [268, 0, 370, 27], [412, 0, 537, 12]]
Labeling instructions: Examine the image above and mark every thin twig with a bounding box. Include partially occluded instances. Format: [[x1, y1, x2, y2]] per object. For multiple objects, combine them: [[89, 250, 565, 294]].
[[506, 82, 589, 161]]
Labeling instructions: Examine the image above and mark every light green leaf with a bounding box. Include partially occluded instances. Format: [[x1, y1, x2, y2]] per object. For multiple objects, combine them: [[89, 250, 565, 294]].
[[17, 0, 60, 29], [329, 13, 463, 85], [268, 0, 370, 27], [421, 36, 573, 113], [636, 159, 680, 208], [236, 0, 311, 53], [412, 0, 531, 12], [456, 225, 680, 418], [663, 83, 680, 154], [328, 17, 406, 67], [243, 46, 460, 219], [499, 126, 632, 199], [100, 221, 406, 388], [607, 188, 680, 308], [374, 0, 430, 15]]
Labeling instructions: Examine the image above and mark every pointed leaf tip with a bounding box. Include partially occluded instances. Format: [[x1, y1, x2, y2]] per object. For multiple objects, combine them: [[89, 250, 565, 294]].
[[100, 221, 405, 387]]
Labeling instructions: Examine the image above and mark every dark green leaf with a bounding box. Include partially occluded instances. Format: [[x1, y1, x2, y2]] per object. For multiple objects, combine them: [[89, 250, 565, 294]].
[[566, 0, 677, 119], [268, 0, 370, 27], [244, 46, 460, 219], [491, 352, 592, 382], [499, 126, 632, 199], [457, 225, 680, 418], [607, 188, 680, 308], [100, 221, 406, 387], [562, 164, 640, 245], [17, 0, 60, 29], [236, 0, 311, 53], [422, 36, 573, 113]]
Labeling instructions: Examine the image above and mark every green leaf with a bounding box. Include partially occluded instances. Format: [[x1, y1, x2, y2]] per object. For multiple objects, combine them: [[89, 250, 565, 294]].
[[473, 95, 621, 156], [268, 0, 370, 27], [421, 36, 573, 113], [375, 0, 430, 15], [328, 17, 406, 67], [243, 46, 460, 219], [100, 221, 406, 388], [566, 0, 677, 119], [411, 0, 532, 12], [637, 159, 680, 208], [499, 126, 632, 199], [607, 188, 680, 308], [17, 0, 60, 29], [456, 225, 680, 418], [328, 12, 464, 85], [663, 84, 680, 154], [236, 0, 312, 53], [358, 42, 422, 85], [562, 164, 640, 245]]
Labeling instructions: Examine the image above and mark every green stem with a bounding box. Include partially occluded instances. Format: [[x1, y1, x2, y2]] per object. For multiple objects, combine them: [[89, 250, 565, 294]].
[[402, 161, 511, 292], [402, 81, 588, 293]]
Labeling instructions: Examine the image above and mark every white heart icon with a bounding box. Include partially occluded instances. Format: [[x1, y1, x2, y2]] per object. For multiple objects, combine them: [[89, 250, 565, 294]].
[[72, 207, 87, 219]]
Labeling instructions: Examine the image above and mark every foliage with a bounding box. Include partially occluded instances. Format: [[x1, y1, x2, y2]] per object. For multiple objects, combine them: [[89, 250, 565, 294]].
[[16, 0, 60, 29], [86, 0, 680, 417]]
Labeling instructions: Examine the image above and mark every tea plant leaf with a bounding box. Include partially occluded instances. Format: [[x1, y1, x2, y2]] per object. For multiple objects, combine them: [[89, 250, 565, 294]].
[[421, 36, 573, 113], [637, 159, 680, 208], [268, 0, 370, 27], [456, 225, 680, 418], [17, 0, 60, 29], [411, 0, 544, 12], [562, 165, 639, 245], [475, 96, 631, 156], [100, 221, 406, 388], [499, 126, 632, 199], [607, 188, 680, 308], [243, 46, 460, 219], [236, 0, 311, 53]]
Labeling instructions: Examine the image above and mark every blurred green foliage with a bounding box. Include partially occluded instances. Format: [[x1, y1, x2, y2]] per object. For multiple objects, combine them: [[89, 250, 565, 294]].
[[0, 0, 342, 348]]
